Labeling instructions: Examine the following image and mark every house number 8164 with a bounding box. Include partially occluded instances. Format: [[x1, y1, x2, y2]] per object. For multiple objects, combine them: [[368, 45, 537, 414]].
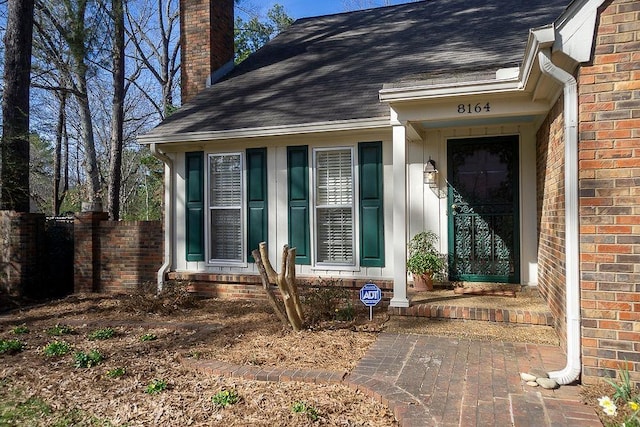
[[457, 103, 491, 114]]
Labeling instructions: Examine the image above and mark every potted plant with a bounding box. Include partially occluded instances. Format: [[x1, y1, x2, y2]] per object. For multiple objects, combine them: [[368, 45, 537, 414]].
[[407, 231, 446, 291]]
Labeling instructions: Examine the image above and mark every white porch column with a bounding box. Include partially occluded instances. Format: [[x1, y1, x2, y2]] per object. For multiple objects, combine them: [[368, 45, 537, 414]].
[[390, 122, 409, 307]]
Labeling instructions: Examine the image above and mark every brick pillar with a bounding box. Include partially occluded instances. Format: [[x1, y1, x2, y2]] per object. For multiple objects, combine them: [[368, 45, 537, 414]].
[[0, 211, 45, 298], [74, 211, 108, 293], [180, 0, 234, 104]]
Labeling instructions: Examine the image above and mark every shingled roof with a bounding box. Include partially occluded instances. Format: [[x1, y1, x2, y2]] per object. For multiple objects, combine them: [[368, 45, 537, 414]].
[[148, 0, 569, 138]]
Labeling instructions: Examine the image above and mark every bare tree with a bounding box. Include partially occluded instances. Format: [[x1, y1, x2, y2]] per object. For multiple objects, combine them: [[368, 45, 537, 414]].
[[35, 0, 104, 205], [1, 0, 35, 211], [107, 0, 124, 220], [126, 0, 180, 119]]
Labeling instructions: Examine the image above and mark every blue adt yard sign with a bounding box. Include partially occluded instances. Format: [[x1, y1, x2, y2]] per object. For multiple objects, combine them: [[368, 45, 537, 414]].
[[360, 283, 382, 320]]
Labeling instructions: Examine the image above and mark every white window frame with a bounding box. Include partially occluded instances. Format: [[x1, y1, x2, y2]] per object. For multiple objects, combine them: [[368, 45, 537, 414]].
[[206, 152, 246, 265], [311, 146, 358, 269]]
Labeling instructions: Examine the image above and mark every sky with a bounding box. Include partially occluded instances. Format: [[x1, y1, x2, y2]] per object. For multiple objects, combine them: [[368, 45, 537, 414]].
[[264, 0, 418, 20]]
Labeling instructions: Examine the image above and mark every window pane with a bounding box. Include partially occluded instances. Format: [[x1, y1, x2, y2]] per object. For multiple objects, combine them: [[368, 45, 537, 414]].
[[317, 208, 353, 263], [316, 150, 352, 206], [210, 209, 242, 260], [209, 154, 241, 206]]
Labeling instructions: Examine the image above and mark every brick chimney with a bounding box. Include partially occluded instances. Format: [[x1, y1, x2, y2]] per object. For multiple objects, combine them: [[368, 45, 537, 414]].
[[180, 0, 234, 104]]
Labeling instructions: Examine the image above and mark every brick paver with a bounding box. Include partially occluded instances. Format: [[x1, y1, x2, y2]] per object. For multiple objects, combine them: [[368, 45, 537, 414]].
[[351, 334, 602, 426], [185, 332, 602, 426]]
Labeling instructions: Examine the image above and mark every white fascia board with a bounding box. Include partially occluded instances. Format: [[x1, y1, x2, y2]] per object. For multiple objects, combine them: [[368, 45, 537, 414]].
[[379, 78, 522, 103], [554, 0, 607, 63], [138, 117, 390, 145]]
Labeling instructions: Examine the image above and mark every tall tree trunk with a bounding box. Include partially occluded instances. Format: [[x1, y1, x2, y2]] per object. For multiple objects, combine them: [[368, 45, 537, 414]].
[[68, 0, 101, 205], [1, 0, 35, 212], [107, 0, 125, 220], [53, 92, 67, 216]]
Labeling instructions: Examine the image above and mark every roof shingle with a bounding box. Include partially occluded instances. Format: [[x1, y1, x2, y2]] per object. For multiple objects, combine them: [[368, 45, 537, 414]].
[[149, 0, 569, 137]]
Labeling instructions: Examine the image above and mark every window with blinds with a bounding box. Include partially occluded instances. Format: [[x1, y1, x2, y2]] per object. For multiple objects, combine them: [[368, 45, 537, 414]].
[[208, 153, 243, 262], [314, 148, 354, 265]]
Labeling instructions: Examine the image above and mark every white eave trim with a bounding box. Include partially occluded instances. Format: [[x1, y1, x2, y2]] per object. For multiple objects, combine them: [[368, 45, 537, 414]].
[[379, 77, 522, 103], [138, 117, 390, 145]]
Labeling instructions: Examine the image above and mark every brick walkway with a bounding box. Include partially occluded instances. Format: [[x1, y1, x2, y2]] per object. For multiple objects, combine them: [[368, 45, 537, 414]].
[[187, 332, 601, 426]]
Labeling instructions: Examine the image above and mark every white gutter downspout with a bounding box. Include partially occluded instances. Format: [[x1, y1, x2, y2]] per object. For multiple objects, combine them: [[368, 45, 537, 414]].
[[538, 49, 581, 385], [150, 143, 173, 293]]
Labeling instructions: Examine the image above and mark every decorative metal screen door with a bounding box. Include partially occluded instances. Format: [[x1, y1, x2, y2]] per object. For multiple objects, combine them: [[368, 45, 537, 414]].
[[447, 136, 520, 283]]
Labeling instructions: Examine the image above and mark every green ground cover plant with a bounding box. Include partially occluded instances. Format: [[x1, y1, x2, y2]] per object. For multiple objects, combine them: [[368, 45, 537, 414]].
[[0, 339, 24, 355], [74, 350, 104, 368], [87, 327, 115, 341], [43, 341, 71, 357]]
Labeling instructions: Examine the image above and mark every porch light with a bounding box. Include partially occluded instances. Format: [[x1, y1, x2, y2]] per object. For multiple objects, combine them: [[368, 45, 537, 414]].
[[423, 158, 438, 188]]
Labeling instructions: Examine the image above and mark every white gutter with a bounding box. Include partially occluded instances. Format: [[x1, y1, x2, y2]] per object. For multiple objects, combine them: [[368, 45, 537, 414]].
[[150, 143, 173, 293], [538, 48, 581, 385]]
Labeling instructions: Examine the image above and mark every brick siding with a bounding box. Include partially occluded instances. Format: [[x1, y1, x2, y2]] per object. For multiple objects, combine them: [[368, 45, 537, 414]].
[[74, 212, 163, 293], [180, 0, 234, 103], [536, 96, 568, 348], [577, 0, 640, 386]]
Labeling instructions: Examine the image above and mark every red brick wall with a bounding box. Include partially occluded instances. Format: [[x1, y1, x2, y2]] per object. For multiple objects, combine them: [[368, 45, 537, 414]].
[[536, 96, 568, 348], [74, 212, 163, 293], [0, 211, 45, 298], [577, 0, 640, 386], [180, 0, 234, 103]]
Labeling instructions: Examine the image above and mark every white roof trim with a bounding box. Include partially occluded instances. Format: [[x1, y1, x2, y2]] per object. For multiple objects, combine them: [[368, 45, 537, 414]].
[[138, 117, 391, 144], [379, 77, 522, 103]]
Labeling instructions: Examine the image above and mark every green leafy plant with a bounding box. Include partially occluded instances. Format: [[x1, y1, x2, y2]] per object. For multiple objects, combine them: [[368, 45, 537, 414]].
[[74, 350, 104, 368], [407, 231, 446, 278], [12, 325, 29, 335], [0, 339, 24, 355], [105, 367, 126, 378], [145, 379, 167, 395], [140, 333, 157, 342], [43, 341, 71, 357], [292, 401, 319, 421], [87, 327, 115, 341], [212, 389, 240, 407], [605, 366, 635, 402], [46, 324, 74, 336]]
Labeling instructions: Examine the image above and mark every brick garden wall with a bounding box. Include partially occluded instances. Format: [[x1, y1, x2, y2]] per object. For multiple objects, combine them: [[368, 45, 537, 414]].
[[74, 212, 163, 293], [0, 211, 45, 298], [577, 0, 640, 386]]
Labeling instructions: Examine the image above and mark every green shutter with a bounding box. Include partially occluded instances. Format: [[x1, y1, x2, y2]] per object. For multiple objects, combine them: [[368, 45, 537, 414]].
[[246, 148, 268, 262], [287, 146, 310, 265], [359, 142, 385, 267], [185, 151, 204, 261]]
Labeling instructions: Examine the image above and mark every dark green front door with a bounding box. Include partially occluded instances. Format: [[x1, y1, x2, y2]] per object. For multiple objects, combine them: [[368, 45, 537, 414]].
[[447, 136, 520, 283]]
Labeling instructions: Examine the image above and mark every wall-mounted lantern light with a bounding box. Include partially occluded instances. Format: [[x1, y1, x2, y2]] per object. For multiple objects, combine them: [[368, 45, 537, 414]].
[[423, 158, 438, 188]]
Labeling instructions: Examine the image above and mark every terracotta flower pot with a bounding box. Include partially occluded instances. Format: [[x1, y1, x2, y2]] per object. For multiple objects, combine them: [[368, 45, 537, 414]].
[[412, 273, 433, 291]]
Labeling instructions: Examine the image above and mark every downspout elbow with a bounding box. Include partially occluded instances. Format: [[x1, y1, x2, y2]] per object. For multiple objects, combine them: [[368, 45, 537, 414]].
[[538, 49, 581, 385], [150, 143, 173, 293]]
